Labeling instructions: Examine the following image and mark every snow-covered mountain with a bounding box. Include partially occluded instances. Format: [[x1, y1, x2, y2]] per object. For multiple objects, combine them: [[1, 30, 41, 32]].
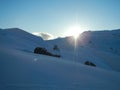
[[47, 29, 120, 55], [47, 29, 120, 71], [0, 28, 45, 52], [78, 30, 120, 54], [0, 28, 120, 90]]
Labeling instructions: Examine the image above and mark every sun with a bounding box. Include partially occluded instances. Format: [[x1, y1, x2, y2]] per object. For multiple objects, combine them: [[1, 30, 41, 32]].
[[65, 25, 82, 39]]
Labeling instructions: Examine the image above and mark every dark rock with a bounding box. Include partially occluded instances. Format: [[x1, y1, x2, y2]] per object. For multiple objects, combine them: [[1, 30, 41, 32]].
[[84, 61, 96, 67], [34, 47, 61, 58]]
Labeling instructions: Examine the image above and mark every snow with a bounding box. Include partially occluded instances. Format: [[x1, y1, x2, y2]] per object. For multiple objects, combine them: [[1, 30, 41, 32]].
[[1, 47, 120, 90], [47, 29, 120, 71], [0, 28, 45, 51], [0, 28, 120, 89]]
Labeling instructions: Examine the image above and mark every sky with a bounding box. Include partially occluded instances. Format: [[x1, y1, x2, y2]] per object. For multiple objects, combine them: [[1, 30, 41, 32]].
[[0, 0, 120, 38]]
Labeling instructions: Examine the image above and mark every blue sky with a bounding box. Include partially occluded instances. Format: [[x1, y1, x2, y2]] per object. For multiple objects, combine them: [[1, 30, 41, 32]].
[[0, 0, 120, 37]]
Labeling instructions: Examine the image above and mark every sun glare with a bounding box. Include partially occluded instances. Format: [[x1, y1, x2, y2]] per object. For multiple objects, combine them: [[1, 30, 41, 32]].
[[65, 25, 82, 40]]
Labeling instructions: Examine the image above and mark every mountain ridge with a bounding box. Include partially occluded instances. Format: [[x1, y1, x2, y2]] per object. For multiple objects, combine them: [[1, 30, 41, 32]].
[[0, 28, 120, 89]]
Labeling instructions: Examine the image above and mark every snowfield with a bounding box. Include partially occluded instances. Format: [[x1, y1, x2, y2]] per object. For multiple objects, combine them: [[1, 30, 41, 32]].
[[0, 28, 120, 90]]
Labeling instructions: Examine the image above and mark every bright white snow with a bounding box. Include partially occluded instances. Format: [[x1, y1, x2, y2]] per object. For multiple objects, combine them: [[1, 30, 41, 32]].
[[0, 28, 120, 90]]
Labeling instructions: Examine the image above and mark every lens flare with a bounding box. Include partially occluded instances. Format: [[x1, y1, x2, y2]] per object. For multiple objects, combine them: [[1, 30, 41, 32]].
[[64, 25, 82, 39]]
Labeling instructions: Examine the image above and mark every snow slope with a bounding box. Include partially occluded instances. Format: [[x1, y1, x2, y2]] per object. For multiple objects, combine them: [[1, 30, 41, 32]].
[[0, 28, 120, 89], [0, 46, 120, 90], [47, 29, 120, 71], [79, 30, 120, 55], [0, 28, 45, 52], [47, 29, 120, 55]]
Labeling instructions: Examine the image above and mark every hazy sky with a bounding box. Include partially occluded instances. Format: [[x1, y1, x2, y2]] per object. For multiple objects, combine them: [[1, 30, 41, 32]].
[[0, 0, 120, 37]]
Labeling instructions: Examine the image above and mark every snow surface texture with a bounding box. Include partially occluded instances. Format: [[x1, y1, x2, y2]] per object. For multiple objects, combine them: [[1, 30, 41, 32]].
[[0, 28, 120, 90]]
